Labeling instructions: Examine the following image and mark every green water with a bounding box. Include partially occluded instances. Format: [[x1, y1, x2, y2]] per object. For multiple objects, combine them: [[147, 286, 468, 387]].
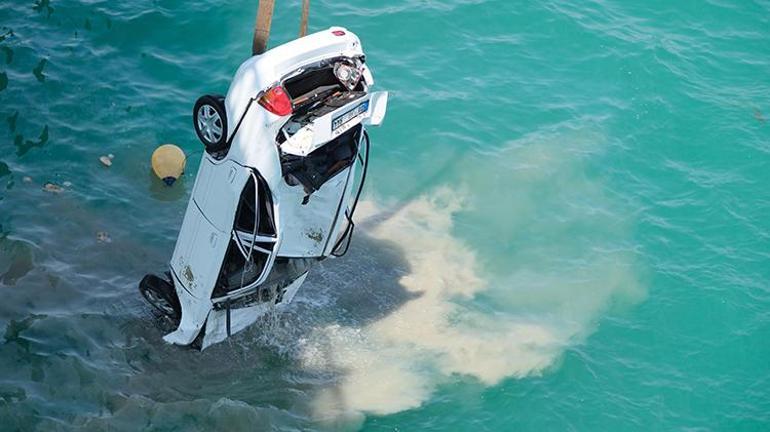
[[1, 0, 769, 430]]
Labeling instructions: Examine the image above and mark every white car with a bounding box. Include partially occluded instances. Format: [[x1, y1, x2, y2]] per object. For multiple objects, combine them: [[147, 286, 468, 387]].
[[140, 27, 388, 349]]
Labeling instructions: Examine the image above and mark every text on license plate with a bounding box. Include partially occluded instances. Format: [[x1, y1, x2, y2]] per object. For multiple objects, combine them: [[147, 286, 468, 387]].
[[332, 100, 369, 131]]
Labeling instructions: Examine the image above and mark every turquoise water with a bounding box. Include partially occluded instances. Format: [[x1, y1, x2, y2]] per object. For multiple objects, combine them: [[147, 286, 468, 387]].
[[1, 0, 769, 430]]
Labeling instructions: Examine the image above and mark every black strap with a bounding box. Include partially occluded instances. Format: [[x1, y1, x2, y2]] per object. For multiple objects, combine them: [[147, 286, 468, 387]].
[[226, 298, 232, 337], [331, 130, 370, 257]]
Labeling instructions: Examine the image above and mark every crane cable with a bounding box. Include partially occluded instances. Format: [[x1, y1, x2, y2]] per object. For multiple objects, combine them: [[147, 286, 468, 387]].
[[252, 0, 311, 56]]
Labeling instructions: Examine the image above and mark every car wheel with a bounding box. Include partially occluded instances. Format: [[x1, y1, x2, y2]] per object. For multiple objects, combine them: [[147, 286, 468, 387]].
[[193, 95, 228, 153], [139, 274, 181, 321]]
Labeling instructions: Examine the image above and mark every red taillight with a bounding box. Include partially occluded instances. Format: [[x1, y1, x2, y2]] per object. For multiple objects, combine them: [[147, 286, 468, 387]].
[[258, 86, 292, 116], [332, 30, 346, 36]]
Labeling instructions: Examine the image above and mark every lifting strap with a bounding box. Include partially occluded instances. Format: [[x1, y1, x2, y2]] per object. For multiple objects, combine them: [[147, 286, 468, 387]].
[[299, 0, 310, 37], [252, 0, 311, 55], [252, 0, 275, 55]]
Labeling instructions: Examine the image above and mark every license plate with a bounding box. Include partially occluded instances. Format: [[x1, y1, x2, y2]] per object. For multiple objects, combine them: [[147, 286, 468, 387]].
[[332, 100, 369, 132]]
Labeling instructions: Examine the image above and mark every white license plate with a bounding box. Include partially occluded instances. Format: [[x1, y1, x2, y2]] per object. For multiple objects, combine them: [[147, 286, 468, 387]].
[[332, 100, 369, 131]]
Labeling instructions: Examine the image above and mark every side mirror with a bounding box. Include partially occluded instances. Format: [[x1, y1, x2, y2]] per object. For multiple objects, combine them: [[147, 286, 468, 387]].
[[363, 91, 388, 127]]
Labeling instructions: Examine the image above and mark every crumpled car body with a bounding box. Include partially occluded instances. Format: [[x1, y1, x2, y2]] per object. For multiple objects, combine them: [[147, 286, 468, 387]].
[[140, 27, 388, 349]]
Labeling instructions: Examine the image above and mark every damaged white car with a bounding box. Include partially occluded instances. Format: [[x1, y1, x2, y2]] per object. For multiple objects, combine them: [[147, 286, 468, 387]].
[[140, 27, 388, 349]]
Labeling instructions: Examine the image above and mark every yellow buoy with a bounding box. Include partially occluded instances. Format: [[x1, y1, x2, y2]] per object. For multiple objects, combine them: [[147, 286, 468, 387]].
[[151, 144, 186, 186]]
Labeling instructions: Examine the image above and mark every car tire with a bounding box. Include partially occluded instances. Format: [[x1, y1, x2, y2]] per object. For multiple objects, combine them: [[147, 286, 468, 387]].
[[193, 94, 228, 153], [139, 274, 181, 322]]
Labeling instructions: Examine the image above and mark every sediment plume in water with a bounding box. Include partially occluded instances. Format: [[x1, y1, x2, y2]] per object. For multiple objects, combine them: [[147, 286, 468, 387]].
[[287, 125, 645, 426]]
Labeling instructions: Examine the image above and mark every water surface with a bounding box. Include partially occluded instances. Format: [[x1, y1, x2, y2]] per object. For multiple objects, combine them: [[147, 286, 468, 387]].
[[1, 0, 769, 430]]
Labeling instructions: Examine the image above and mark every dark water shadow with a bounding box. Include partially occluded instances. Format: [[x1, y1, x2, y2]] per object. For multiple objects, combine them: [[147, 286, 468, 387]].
[[0, 237, 35, 285], [301, 230, 419, 327], [124, 227, 417, 364], [0, 207, 420, 430], [114, 228, 418, 411]]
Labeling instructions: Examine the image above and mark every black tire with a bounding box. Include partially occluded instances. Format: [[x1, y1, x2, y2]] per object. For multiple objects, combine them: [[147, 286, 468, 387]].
[[139, 274, 181, 322], [193, 94, 228, 153]]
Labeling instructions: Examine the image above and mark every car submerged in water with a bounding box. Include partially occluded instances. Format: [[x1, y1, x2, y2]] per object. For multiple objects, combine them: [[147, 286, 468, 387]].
[[140, 27, 388, 349]]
